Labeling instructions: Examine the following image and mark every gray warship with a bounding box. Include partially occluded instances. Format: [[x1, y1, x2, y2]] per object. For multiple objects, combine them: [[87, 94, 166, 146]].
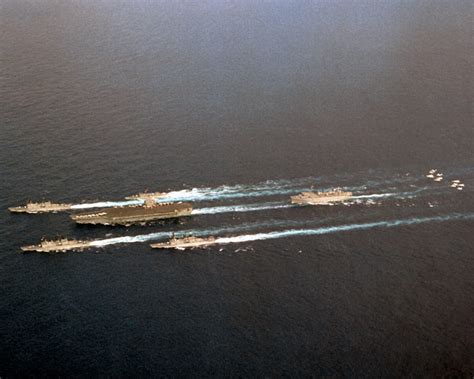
[[71, 198, 192, 226], [124, 191, 167, 200], [9, 201, 72, 214], [291, 189, 353, 205], [151, 235, 217, 250], [21, 238, 91, 253]]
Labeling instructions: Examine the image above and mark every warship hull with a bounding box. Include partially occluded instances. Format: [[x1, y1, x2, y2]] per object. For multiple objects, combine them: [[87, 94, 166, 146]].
[[291, 195, 352, 205], [21, 241, 91, 253], [151, 237, 217, 250], [9, 204, 72, 214], [125, 191, 167, 200], [291, 191, 353, 205], [71, 202, 192, 225]]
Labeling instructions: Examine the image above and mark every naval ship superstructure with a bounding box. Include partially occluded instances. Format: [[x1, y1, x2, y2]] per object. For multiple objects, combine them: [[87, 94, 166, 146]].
[[151, 236, 217, 250], [9, 201, 72, 214], [21, 238, 91, 253], [291, 189, 353, 205], [124, 191, 167, 200], [71, 197, 192, 226]]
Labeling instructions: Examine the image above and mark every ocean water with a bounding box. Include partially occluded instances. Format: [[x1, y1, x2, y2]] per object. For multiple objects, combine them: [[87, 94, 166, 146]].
[[1, 1, 473, 376]]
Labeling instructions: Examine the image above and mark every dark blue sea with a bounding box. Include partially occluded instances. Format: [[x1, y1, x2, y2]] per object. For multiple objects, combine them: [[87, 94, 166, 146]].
[[1, 1, 473, 376]]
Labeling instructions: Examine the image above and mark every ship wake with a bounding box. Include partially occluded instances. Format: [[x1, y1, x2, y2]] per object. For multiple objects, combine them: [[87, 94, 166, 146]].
[[69, 170, 430, 209], [191, 201, 294, 215], [213, 213, 474, 246], [90, 212, 474, 248]]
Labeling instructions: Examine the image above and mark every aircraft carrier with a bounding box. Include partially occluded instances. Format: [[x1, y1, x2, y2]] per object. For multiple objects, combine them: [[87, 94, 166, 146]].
[[9, 201, 72, 214], [291, 189, 353, 205], [71, 198, 192, 226], [21, 238, 91, 253], [151, 236, 217, 250]]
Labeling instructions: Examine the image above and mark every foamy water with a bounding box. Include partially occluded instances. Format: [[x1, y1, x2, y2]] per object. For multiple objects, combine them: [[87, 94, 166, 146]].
[[215, 213, 474, 245], [90, 212, 473, 248]]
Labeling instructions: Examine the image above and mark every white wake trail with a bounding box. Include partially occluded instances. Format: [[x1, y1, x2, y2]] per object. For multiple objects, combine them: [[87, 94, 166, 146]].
[[89, 212, 473, 248], [352, 193, 397, 199], [71, 200, 142, 209], [191, 201, 293, 215], [89, 217, 342, 247], [70, 190, 404, 210], [68, 171, 421, 209], [190, 191, 413, 215], [214, 213, 474, 245]]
